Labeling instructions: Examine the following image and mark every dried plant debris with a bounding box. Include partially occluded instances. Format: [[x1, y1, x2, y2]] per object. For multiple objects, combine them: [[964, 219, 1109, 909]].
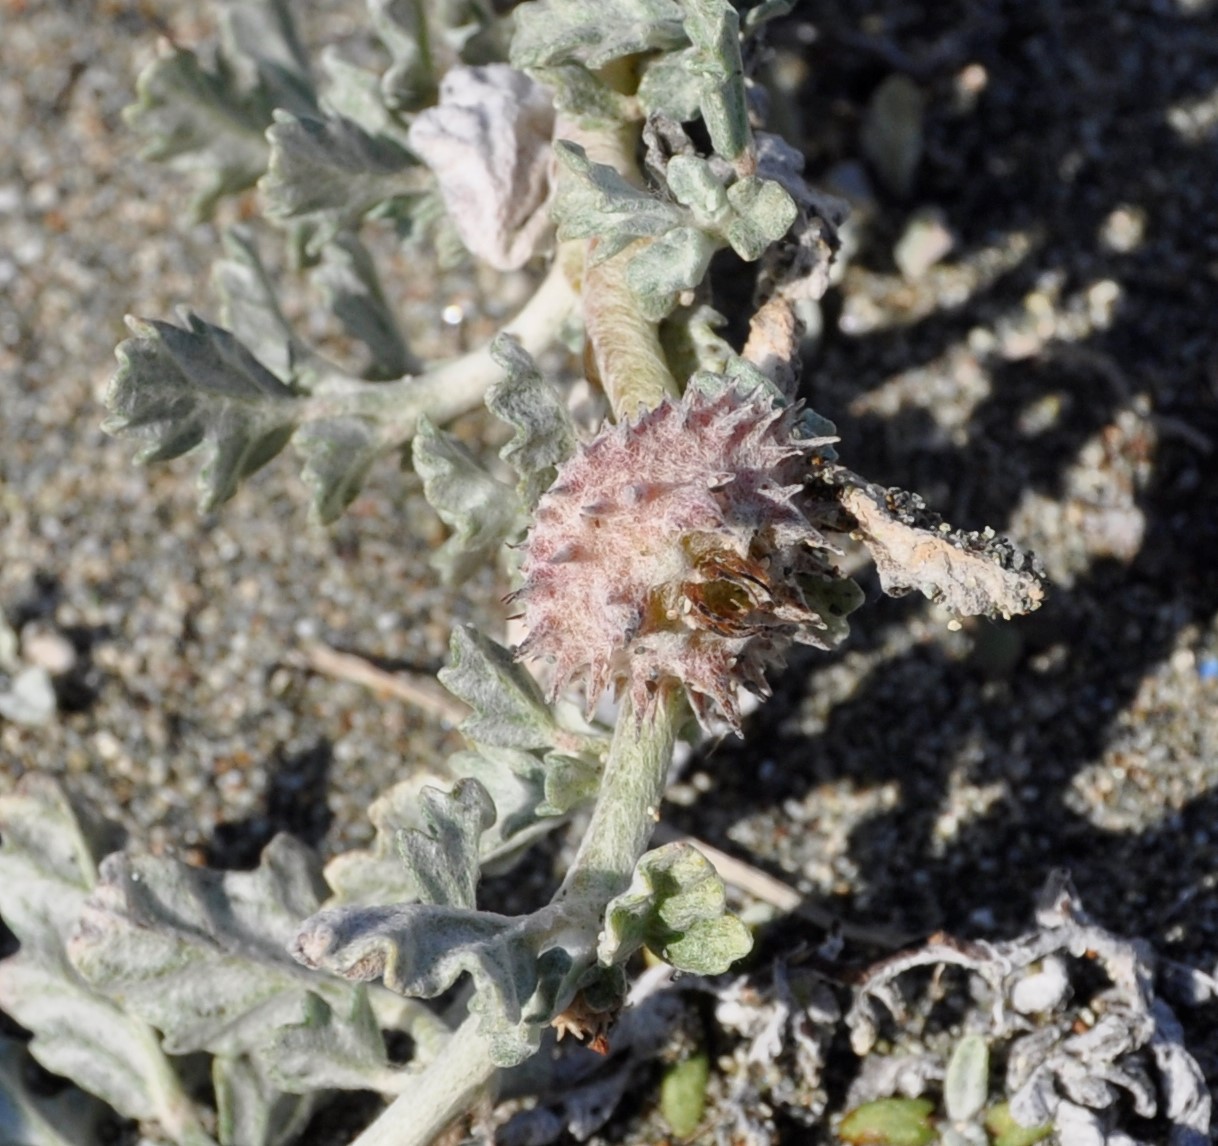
[[822, 465, 1046, 620], [842, 873, 1211, 1146]]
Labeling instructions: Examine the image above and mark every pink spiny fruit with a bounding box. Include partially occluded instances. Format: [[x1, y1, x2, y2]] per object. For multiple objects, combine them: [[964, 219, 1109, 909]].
[[514, 385, 848, 732]]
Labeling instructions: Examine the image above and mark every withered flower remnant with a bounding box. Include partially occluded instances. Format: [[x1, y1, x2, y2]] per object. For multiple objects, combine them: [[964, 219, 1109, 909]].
[[514, 385, 851, 731]]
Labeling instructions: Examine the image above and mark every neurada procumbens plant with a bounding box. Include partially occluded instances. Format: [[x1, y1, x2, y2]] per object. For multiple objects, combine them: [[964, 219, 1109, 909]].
[[0, 2, 1048, 1145]]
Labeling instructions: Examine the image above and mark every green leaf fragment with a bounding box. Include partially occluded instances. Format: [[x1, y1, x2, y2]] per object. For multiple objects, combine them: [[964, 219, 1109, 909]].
[[538, 752, 602, 817], [723, 176, 798, 260], [530, 65, 634, 125], [637, 48, 704, 123], [838, 1098, 937, 1146], [413, 417, 522, 584], [397, 778, 495, 910], [599, 842, 753, 975], [511, 0, 686, 70], [665, 155, 730, 226], [487, 334, 577, 510], [943, 1033, 990, 1124], [984, 1103, 1053, 1146], [438, 625, 558, 751], [104, 313, 301, 510], [660, 1050, 710, 1139]]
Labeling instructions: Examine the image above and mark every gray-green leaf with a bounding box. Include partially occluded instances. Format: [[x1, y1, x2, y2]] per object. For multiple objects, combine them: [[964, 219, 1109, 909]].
[[294, 416, 384, 525], [599, 842, 753, 975], [104, 313, 301, 511], [511, 0, 686, 71], [312, 232, 418, 380], [723, 176, 798, 260], [261, 109, 420, 252], [397, 778, 495, 909], [413, 417, 522, 584], [213, 1053, 318, 1146], [67, 834, 348, 1058], [625, 225, 719, 320], [552, 141, 685, 263], [487, 334, 577, 510], [438, 626, 558, 750], [682, 0, 750, 161]]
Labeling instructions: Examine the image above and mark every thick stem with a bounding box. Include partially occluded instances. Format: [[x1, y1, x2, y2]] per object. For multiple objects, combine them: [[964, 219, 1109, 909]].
[[301, 259, 576, 441], [558, 690, 681, 907], [350, 1014, 497, 1146]]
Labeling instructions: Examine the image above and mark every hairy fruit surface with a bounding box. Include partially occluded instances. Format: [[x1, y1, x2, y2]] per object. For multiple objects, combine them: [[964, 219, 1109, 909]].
[[515, 386, 849, 731]]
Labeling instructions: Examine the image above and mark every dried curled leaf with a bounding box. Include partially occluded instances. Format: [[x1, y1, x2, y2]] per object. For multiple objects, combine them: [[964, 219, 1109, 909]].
[[408, 66, 555, 269], [831, 471, 1045, 619]]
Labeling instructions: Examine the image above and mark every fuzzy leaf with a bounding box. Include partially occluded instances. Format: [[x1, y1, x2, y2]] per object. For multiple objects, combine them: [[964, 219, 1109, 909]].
[[945, 1034, 991, 1123], [324, 781, 426, 908], [625, 226, 719, 320], [67, 835, 349, 1058], [448, 748, 555, 868], [261, 109, 420, 251], [312, 233, 417, 380], [487, 335, 577, 509], [0, 778, 195, 1126], [398, 778, 495, 910], [835, 476, 1046, 619], [723, 176, 797, 260], [530, 65, 633, 125], [637, 48, 704, 122], [552, 141, 685, 263], [369, 0, 439, 109], [538, 752, 602, 817], [292, 902, 569, 1067], [103, 313, 301, 511], [838, 1098, 937, 1146], [660, 1051, 710, 1138], [439, 626, 559, 751], [682, 0, 749, 160], [665, 155, 730, 226], [599, 842, 752, 975], [318, 50, 414, 148], [265, 991, 401, 1094], [212, 1054, 317, 1146], [0, 1038, 106, 1146], [124, 0, 316, 218], [294, 417, 384, 525], [511, 0, 686, 71], [413, 417, 522, 584], [212, 228, 305, 381]]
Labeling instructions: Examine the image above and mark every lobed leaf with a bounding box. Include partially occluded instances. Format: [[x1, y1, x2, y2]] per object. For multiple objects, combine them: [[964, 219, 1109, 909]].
[[104, 313, 302, 511], [294, 416, 384, 525], [397, 778, 495, 910], [124, 0, 316, 218], [67, 834, 358, 1059], [599, 842, 753, 975], [681, 0, 750, 161], [261, 109, 420, 252], [511, 0, 687, 71], [438, 626, 559, 751], [625, 225, 719, 320], [723, 175, 798, 260], [0, 778, 200, 1128], [413, 417, 522, 584], [292, 901, 569, 1067], [552, 141, 685, 263], [487, 334, 578, 510]]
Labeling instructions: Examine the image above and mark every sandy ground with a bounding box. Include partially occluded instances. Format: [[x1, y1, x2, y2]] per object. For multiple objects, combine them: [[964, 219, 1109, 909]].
[[2, 1, 1218, 1143]]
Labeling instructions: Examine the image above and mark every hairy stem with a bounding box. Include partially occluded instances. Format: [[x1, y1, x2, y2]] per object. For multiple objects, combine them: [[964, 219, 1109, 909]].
[[301, 259, 576, 440], [350, 1013, 497, 1146]]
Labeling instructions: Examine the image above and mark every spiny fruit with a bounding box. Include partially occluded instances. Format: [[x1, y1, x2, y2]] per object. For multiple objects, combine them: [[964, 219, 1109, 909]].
[[513, 385, 852, 732]]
